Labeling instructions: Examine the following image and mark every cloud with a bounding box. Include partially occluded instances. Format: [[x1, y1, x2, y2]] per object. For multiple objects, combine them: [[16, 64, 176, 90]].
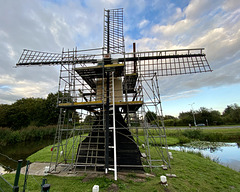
[[162, 89, 201, 101], [131, 0, 240, 100], [138, 19, 149, 29], [189, 27, 240, 62], [152, 19, 194, 37], [184, 0, 221, 19], [170, 7, 185, 22], [222, 0, 240, 11], [0, 74, 57, 104], [0, 0, 239, 109]]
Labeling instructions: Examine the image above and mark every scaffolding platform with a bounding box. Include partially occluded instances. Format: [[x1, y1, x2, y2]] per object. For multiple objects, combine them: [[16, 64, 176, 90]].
[[75, 63, 124, 89], [58, 100, 143, 112], [113, 101, 143, 113]]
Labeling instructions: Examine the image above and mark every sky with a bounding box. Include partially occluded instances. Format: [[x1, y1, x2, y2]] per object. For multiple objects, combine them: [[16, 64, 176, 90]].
[[0, 0, 240, 117]]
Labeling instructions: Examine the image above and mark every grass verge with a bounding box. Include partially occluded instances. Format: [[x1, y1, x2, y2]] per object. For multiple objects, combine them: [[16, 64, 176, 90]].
[[166, 127, 240, 143], [3, 149, 240, 192]]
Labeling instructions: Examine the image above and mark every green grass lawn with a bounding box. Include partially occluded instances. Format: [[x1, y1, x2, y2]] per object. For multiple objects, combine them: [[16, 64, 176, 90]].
[[27, 135, 179, 163], [5, 127, 239, 191], [3, 149, 240, 192], [166, 127, 240, 143]]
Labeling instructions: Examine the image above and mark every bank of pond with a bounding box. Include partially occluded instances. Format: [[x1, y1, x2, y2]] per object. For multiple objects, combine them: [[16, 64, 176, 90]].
[[1, 139, 239, 173], [0, 126, 240, 170], [1, 142, 240, 192]]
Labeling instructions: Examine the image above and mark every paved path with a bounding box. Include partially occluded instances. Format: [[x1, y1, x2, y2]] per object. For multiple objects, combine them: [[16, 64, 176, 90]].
[[18, 162, 155, 179]]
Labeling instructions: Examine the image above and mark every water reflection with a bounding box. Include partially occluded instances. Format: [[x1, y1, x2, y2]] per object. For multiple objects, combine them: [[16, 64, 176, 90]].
[[0, 140, 53, 174], [168, 142, 240, 172]]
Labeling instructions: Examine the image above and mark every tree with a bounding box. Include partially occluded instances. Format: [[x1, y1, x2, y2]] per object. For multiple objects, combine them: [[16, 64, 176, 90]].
[[0, 93, 61, 129], [164, 115, 176, 120], [178, 111, 193, 126], [222, 104, 240, 124], [145, 111, 157, 123], [195, 107, 223, 126], [0, 104, 10, 127], [7, 102, 31, 130], [43, 92, 60, 125]]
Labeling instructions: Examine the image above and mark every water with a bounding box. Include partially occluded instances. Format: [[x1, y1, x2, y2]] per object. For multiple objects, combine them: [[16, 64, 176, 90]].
[[168, 142, 240, 172], [0, 140, 53, 174]]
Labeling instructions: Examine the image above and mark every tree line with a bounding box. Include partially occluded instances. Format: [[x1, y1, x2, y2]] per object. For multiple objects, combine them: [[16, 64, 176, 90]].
[[146, 103, 240, 126], [0, 92, 239, 130], [0, 93, 60, 130]]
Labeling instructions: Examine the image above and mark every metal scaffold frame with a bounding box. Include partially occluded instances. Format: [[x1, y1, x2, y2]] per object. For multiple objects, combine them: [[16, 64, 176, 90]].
[[16, 8, 212, 180]]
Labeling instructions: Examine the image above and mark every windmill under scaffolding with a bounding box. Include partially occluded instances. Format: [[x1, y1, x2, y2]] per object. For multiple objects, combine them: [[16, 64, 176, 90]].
[[16, 8, 212, 180]]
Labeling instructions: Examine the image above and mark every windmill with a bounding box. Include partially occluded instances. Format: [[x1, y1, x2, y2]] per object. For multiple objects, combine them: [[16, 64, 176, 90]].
[[16, 8, 212, 180]]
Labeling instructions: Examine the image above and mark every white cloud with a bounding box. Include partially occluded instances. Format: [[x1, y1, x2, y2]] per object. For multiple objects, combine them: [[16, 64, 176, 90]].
[[189, 26, 240, 63], [222, 0, 240, 11], [151, 19, 194, 37], [184, 0, 221, 19], [162, 89, 201, 101], [0, 74, 57, 103], [138, 19, 149, 29], [0, 0, 239, 113], [169, 7, 185, 23]]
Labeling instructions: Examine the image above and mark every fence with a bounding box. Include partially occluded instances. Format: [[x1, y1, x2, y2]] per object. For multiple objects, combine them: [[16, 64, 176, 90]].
[[0, 160, 22, 192], [0, 174, 13, 192]]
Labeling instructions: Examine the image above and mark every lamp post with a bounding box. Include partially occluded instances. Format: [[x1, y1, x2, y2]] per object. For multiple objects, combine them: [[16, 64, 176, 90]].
[[189, 103, 197, 127]]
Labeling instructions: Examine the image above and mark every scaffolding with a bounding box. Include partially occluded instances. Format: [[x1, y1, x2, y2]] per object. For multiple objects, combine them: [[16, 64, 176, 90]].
[[43, 45, 211, 175], [16, 8, 212, 179]]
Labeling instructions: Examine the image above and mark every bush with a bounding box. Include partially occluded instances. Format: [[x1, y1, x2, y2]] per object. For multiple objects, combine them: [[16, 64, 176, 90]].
[[178, 135, 190, 144], [164, 119, 177, 126], [202, 132, 225, 142], [0, 125, 56, 146], [183, 129, 203, 140]]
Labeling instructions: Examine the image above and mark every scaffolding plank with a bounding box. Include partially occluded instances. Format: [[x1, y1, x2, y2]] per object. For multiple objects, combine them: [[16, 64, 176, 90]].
[[58, 100, 143, 112]]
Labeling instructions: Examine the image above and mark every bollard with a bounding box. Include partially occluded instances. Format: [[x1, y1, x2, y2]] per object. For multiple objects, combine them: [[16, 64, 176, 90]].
[[42, 184, 51, 192], [92, 185, 99, 192], [44, 166, 49, 176], [41, 178, 51, 192], [160, 175, 167, 184]]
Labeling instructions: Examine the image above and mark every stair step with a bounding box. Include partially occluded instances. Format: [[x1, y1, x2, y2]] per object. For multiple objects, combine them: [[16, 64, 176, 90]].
[[78, 148, 105, 151], [75, 163, 105, 166], [80, 142, 105, 145], [77, 155, 105, 159]]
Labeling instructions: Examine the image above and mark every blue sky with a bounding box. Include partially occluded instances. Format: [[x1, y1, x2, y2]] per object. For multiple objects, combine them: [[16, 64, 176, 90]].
[[0, 0, 239, 117]]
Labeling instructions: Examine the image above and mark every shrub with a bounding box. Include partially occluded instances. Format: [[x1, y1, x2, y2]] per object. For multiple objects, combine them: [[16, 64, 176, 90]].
[[0, 125, 56, 146], [183, 129, 203, 140], [178, 135, 190, 144]]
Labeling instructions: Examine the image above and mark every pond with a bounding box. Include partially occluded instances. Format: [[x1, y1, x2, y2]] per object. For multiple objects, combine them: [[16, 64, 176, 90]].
[[0, 140, 53, 174], [168, 141, 240, 172]]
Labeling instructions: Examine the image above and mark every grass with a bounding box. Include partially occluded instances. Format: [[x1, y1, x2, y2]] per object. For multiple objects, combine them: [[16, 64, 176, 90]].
[[27, 135, 179, 163], [202, 128, 240, 141], [4, 126, 240, 191], [3, 149, 240, 191], [166, 127, 240, 143]]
